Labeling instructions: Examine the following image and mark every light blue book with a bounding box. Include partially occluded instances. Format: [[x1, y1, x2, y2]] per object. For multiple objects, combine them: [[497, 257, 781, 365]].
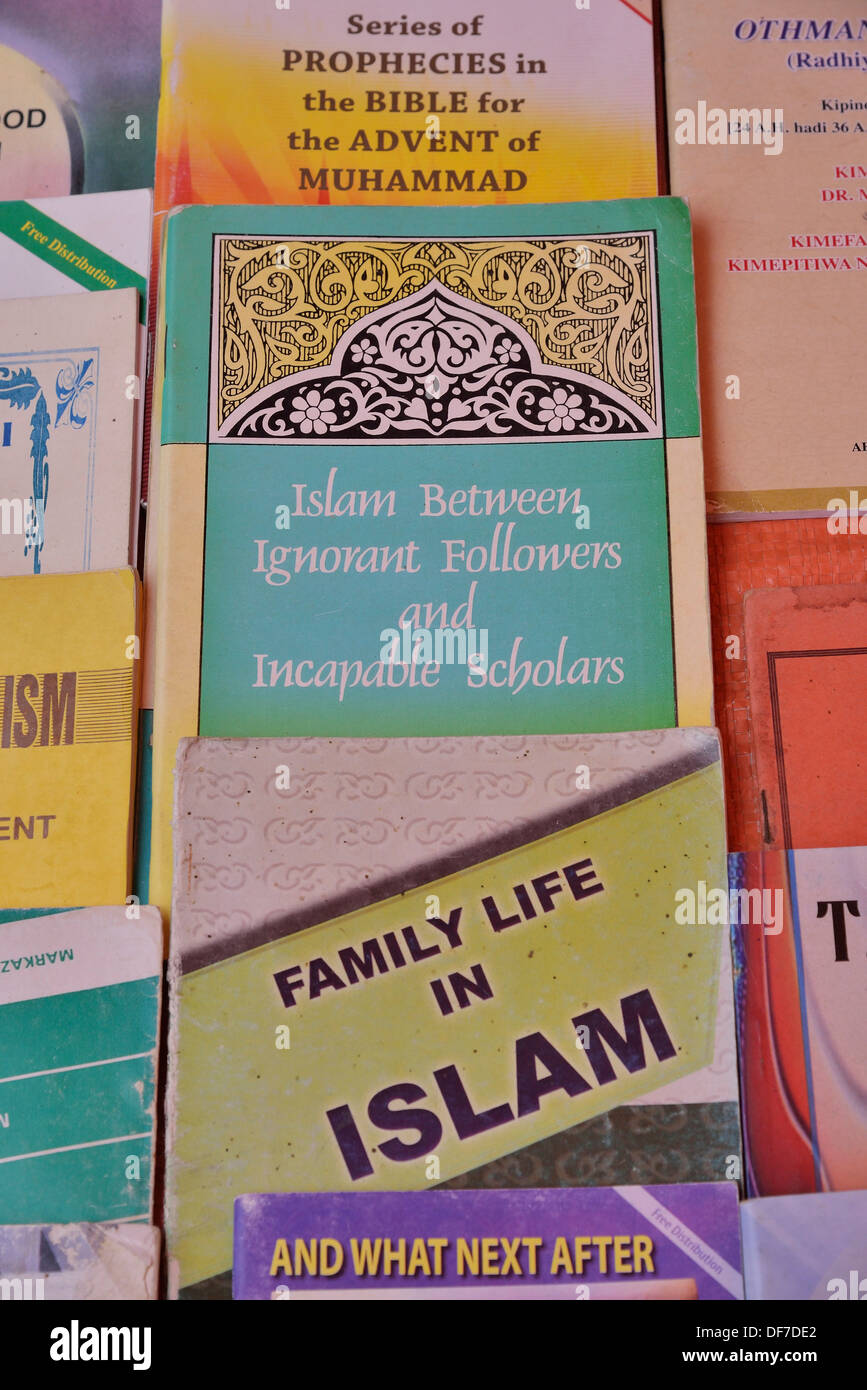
[[741, 1192, 867, 1300], [0, 1222, 159, 1299]]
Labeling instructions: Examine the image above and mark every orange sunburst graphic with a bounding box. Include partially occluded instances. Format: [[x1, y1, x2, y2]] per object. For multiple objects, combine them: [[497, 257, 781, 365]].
[[207, 127, 276, 204]]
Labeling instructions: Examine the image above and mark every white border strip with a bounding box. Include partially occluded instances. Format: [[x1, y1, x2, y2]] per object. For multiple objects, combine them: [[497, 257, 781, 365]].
[[613, 1186, 742, 1298], [0, 1050, 152, 1085]]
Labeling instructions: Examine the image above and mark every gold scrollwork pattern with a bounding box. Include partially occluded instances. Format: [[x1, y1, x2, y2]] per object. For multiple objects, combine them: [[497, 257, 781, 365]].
[[215, 234, 657, 430]]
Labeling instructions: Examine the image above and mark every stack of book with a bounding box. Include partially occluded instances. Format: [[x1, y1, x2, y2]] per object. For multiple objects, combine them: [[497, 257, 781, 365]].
[[1, 0, 863, 1305], [0, 3, 163, 1300]]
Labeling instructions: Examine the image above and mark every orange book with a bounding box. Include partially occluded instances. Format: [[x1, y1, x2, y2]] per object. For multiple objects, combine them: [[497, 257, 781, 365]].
[[744, 585, 867, 851], [707, 519, 866, 851], [732, 847, 867, 1195], [154, 0, 659, 214]]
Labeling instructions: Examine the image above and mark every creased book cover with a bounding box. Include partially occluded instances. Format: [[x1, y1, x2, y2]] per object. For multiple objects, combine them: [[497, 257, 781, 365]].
[[741, 1192, 867, 1301], [0, 568, 140, 907], [233, 1186, 743, 1301], [0, 1, 161, 198], [155, 0, 658, 214], [730, 847, 867, 1197], [663, 0, 867, 516], [0, 1222, 160, 1300], [166, 729, 737, 1299], [150, 197, 712, 919], [744, 585, 867, 851], [0, 907, 161, 1225], [0, 290, 139, 575]]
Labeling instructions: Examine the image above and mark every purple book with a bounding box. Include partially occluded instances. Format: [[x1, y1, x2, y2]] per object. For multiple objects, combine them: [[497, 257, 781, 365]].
[[233, 1185, 743, 1301]]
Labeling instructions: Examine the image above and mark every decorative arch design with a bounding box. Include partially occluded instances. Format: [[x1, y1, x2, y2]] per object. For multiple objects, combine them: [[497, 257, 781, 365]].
[[217, 280, 658, 442]]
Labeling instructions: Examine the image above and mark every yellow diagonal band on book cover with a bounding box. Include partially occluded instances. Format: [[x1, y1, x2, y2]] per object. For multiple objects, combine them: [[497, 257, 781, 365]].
[[169, 760, 724, 1289]]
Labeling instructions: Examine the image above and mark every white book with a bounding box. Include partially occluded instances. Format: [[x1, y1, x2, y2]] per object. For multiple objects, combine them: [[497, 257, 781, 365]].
[[0, 288, 139, 572], [0, 189, 154, 559], [0, 1223, 160, 1300], [0, 189, 152, 302]]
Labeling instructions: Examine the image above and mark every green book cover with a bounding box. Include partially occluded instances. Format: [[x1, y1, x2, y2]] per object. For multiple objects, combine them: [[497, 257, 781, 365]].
[[0, 906, 161, 1225], [166, 729, 737, 1298], [150, 198, 712, 918]]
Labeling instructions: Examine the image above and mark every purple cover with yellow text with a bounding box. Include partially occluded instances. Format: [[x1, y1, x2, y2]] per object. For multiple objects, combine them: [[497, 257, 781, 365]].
[[233, 1185, 743, 1300]]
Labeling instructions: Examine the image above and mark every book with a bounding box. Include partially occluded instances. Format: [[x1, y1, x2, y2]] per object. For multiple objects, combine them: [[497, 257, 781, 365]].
[[146, 0, 661, 903], [741, 1192, 867, 1300], [233, 1185, 743, 1300], [155, 0, 659, 213], [0, 191, 151, 309], [0, 568, 140, 908], [0, 2, 161, 197], [663, 0, 867, 516], [744, 585, 867, 851], [707, 519, 866, 851], [166, 729, 738, 1298], [731, 847, 867, 1196], [149, 196, 713, 920], [0, 289, 140, 574], [0, 190, 156, 576], [0, 1222, 160, 1300], [0, 906, 161, 1224]]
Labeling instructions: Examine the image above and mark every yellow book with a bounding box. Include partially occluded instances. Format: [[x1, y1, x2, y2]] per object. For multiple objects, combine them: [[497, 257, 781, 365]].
[[166, 729, 735, 1295], [0, 568, 140, 907], [154, 0, 659, 213]]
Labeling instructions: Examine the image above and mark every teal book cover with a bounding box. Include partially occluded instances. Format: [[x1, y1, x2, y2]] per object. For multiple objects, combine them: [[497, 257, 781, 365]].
[[0, 906, 161, 1224], [149, 198, 712, 917]]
